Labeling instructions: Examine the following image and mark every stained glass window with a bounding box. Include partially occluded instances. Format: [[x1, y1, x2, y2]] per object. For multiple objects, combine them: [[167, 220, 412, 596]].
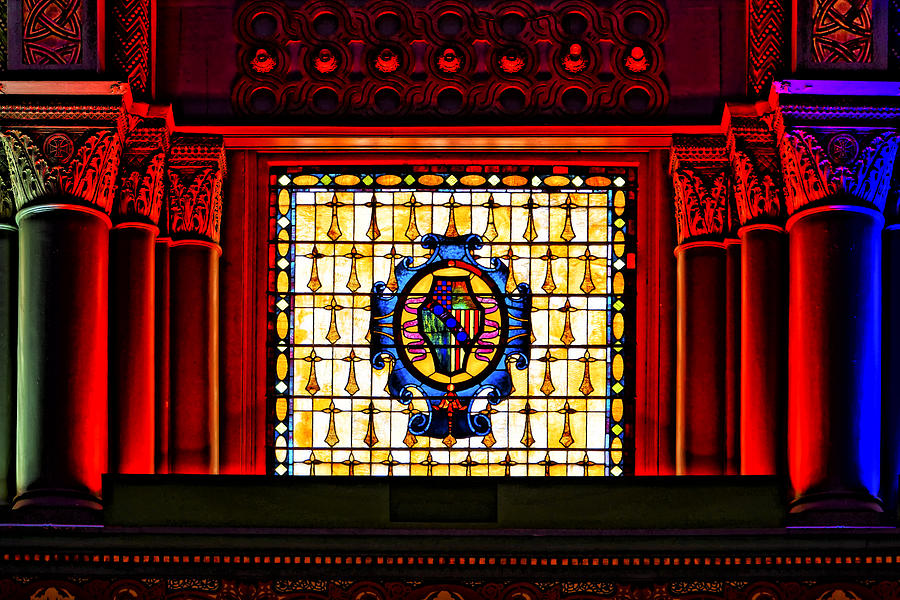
[[268, 166, 635, 476]]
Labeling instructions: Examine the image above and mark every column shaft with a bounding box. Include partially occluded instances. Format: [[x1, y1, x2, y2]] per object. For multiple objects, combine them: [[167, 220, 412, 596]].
[[109, 224, 157, 474], [788, 206, 882, 513], [155, 239, 171, 474], [169, 242, 220, 474], [676, 243, 727, 475], [725, 239, 741, 475], [0, 226, 16, 506], [884, 226, 900, 511], [15, 205, 109, 512], [740, 225, 787, 475]]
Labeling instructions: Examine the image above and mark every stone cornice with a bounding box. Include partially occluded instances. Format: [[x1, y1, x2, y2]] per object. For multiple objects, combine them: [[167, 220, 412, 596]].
[[167, 134, 226, 244], [671, 135, 735, 243]]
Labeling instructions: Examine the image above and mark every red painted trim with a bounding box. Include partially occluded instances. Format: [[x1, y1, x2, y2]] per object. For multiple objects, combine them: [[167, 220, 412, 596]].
[[723, 237, 741, 246], [786, 204, 884, 232]]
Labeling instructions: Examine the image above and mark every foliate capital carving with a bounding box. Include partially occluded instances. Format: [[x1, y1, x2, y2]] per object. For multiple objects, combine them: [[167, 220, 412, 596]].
[[671, 167, 731, 244], [167, 135, 226, 243], [0, 131, 51, 214], [115, 120, 170, 225], [671, 136, 735, 244], [725, 113, 785, 226], [776, 125, 899, 215], [0, 129, 123, 215], [57, 130, 123, 213]]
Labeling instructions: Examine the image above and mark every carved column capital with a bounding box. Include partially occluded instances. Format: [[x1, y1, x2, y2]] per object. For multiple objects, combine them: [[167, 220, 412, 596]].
[[776, 125, 899, 215], [115, 119, 170, 226], [770, 80, 900, 217], [724, 110, 786, 227], [671, 136, 735, 244], [167, 135, 226, 244], [0, 128, 123, 216]]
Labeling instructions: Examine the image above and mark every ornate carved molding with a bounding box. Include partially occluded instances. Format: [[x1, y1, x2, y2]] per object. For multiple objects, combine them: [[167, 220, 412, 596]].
[[115, 120, 170, 225], [747, 0, 785, 97], [111, 0, 152, 97], [167, 135, 226, 243], [671, 136, 734, 244], [776, 126, 899, 215], [232, 0, 669, 121], [1, 578, 900, 600]]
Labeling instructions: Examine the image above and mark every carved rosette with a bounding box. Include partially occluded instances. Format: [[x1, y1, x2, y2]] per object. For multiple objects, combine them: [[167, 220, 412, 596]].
[[725, 115, 785, 227], [777, 126, 899, 215], [671, 136, 735, 244], [115, 121, 170, 226], [167, 135, 226, 244]]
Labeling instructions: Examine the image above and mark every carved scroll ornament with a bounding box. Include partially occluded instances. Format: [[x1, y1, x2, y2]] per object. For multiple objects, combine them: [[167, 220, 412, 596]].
[[672, 168, 729, 244], [778, 128, 899, 214]]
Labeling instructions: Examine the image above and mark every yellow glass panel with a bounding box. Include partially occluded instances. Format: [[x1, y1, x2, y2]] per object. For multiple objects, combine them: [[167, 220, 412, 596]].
[[293, 175, 319, 185], [460, 174, 486, 186], [276, 312, 289, 339], [612, 353, 624, 380], [276, 353, 288, 380], [611, 436, 623, 464], [614, 231, 625, 257], [276, 397, 288, 421], [502, 175, 528, 186], [586, 175, 612, 187], [334, 174, 361, 185], [418, 174, 443, 186], [612, 312, 624, 340], [612, 398, 624, 422], [376, 174, 402, 186], [613, 271, 625, 294], [278, 189, 291, 215], [544, 175, 570, 187]]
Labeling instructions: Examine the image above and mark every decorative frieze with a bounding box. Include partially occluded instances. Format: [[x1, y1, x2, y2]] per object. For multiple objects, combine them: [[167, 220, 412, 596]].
[[747, 0, 786, 97], [111, 0, 152, 97], [232, 0, 669, 121], [670, 136, 734, 244], [115, 119, 170, 225], [167, 135, 226, 244]]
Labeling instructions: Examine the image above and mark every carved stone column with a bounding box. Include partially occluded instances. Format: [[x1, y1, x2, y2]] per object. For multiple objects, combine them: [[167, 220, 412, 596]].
[[671, 136, 734, 475], [1, 127, 123, 518], [773, 82, 900, 520], [0, 173, 16, 508], [885, 166, 900, 513], [726, 106, 788, 477], [109, 120, 169, 475], [167, 136, 225, 474]]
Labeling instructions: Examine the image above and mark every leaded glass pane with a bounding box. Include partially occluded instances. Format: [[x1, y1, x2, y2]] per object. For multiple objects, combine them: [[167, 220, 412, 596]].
[[268, 167, 635, 476]]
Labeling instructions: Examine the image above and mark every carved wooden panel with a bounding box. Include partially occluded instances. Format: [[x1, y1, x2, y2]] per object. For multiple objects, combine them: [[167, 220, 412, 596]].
[[7, 0, 98, 70], [232, 0, 669, 122], [747, 0, 785, 97]]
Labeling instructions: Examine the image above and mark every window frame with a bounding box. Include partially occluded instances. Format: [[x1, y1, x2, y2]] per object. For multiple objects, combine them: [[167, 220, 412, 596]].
[[218, 136, 675, 478]]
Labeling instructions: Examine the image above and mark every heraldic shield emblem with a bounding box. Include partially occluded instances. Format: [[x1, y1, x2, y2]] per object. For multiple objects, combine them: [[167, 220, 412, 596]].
[[371, 234, 531, 441]]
